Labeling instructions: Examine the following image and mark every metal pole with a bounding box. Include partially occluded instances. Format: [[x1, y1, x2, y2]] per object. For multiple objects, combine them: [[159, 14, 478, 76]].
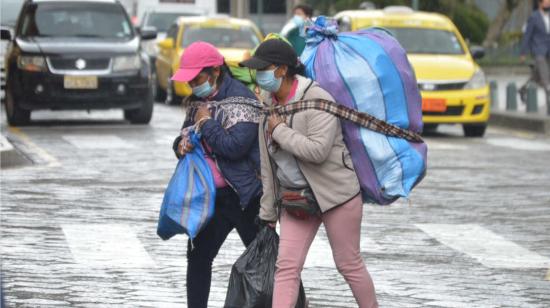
[[506, 83, 518, 111], [489, 81, 498, 108], [526, 84, 538, 113], [257, 0, 263, 28], [412, 0, 419, 10]]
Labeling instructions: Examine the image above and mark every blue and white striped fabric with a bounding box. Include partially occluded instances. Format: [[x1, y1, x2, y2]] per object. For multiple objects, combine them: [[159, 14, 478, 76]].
[[301, 17, 427, 205]]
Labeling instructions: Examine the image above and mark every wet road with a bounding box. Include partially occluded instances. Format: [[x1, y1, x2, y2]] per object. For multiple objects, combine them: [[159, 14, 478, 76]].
[[1, 104, 550, 307]]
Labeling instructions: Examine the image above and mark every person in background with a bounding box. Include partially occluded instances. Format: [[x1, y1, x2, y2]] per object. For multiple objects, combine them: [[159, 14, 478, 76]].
[[281, 4, 313, 56], [240, 39, 378, 308], [171, 41, 263, 308], [520, 0, 550, 108]]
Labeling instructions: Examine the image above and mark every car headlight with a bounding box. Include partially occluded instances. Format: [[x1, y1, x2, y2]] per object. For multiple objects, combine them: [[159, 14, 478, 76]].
[[142, 40, 158, 57], [464, 68, 486, 90], [17, 56, 47, 72], [113, 55, 141, 72]]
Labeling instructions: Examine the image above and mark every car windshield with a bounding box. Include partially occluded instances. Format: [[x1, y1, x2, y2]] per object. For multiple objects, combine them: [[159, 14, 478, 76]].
[[182, 25, 260, 49], [21, 2, 133, 39], [1, 0, 24, 27], [385, 27, 465, 55], [145, 12, 195, 32]]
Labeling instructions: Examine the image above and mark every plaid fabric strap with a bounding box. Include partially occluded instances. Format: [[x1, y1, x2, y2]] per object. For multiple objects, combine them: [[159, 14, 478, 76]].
[[268, 99, 424, 143]]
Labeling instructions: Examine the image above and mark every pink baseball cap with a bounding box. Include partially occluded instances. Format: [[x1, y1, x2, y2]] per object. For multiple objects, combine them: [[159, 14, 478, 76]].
[[171, 41, 224, 82]]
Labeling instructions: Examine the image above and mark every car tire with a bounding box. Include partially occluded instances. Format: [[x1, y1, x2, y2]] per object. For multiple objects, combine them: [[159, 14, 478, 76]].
[[423, 124, 438, 134], [5, 86, 31, 126], [124, 90, 154, 124], [463, 124, 486, 137]]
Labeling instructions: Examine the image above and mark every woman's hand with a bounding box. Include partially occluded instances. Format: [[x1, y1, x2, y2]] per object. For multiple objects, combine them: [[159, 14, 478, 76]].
[[267, 113, 285, 135], [194, 104, 211, 123], [177, 137, 194, 156]]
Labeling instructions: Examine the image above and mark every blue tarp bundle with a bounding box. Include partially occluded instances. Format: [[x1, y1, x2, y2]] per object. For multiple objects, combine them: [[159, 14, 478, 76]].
[[301, 17, 428, 204]]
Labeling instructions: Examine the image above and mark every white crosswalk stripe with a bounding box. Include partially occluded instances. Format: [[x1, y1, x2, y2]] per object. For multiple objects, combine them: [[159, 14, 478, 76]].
[[62, 134, 136, 149], [425, 140, 469, 150], [62, 224, 156, 268], [485, 138, 550, 152], [416, 224, 550, 268]]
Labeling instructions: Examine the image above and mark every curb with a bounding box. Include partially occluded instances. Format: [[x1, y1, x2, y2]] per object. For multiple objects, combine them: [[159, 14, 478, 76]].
[[482, 65, 530, 76], [0, 134, 30, 168], [489, 111, 550, 134]]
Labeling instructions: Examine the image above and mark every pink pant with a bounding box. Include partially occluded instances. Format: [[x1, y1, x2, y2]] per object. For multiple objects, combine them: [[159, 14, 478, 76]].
[[273, 195, 378, 308]]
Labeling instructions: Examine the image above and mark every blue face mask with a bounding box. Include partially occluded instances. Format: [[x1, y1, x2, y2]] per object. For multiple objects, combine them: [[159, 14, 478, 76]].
[[192, 77, 215, 98], [292, 15, 305, 27], [256, 67, 282, 93]]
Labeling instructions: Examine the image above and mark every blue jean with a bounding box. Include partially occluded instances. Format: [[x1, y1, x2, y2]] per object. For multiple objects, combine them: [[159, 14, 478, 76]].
[[186, 187, 260, 308]]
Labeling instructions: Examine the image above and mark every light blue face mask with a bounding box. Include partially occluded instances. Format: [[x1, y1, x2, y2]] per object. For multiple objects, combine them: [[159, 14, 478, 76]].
[[256, 67, 282, 93], [292, 15, 305, 27], [192, 77, 215, 98]]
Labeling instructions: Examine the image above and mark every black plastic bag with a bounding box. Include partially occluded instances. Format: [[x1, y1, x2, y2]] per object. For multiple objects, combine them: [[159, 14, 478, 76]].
[[224, 226, 306, 308]]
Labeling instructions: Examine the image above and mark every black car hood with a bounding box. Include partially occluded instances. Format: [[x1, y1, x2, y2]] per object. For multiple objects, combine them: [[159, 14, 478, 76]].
[[16, 36, 140, 55]]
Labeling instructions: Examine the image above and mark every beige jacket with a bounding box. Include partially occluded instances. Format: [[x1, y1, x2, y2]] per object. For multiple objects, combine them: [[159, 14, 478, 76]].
[[259, 75, 361, 222]]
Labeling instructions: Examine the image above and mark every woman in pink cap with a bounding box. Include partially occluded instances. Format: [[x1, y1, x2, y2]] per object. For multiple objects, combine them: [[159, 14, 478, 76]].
[[171, 41, 263, 308]]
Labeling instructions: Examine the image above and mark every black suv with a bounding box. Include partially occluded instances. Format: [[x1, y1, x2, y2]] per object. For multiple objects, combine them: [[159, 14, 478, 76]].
[[1, 0, 157, 125]]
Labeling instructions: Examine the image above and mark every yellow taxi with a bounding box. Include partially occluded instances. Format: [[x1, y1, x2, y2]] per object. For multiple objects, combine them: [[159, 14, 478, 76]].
[[335, 6, 490, 137], [155, 16, 263, 104]]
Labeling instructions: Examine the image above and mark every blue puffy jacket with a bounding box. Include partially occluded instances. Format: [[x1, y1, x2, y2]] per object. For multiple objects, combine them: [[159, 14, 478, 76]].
[[173, 74, 262, 209]]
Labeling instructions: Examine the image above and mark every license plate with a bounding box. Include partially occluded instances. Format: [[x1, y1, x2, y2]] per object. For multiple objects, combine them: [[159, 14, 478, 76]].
[[422, 98, 447, 112], [64, 76, 98, 89]]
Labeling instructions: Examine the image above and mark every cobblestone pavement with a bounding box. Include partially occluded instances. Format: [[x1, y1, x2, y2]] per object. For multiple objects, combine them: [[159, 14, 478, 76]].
[[1, 104, 550, 308]]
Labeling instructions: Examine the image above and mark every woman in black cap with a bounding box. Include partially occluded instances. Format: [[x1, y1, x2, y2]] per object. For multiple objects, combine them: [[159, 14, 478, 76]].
[[240, 40, 378, 308]]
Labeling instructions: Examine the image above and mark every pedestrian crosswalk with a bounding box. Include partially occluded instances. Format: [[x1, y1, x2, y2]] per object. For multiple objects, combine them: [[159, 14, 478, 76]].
[[59, 133, 550, 154], [60, 223, 550, 271]]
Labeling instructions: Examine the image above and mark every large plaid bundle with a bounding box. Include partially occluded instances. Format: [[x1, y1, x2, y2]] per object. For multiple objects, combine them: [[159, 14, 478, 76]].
[[300, 16, 428, 205]]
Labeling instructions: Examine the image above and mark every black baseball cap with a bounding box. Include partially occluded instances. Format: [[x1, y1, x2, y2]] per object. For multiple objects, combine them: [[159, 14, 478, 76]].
[[239, 39, 298, 69]]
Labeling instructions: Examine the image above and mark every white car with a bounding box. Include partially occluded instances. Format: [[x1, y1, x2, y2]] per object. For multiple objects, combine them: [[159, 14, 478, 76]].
[[139, 5, 207, 61]]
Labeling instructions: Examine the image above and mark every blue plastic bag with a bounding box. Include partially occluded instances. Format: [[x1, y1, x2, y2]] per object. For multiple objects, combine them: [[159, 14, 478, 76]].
[[157, 132, 216, 240]]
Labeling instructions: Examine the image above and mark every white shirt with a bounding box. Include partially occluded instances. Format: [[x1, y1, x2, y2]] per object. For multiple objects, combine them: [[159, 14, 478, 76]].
[[541, 11, 550, 34]]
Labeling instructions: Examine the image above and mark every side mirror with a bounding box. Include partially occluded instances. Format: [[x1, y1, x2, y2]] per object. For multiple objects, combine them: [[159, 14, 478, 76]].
[[470, 46, 485, 60], [1, 28, 12, 41], [157, 38, 174, 50], [139, 26, 157, 40]]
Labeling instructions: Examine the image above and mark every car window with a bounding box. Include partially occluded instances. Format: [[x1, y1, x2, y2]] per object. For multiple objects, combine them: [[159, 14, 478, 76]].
[[146, 12, 195, 32], [182, 25, 260, 49], [1, 0, 24, 27], [20, 2, 133, 39], [166, 24, 179, 41], [383, 27, 465, 55]]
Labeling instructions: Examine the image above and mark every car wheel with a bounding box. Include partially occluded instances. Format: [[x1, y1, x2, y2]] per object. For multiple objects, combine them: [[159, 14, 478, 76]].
[[152, 70, 166, 102], [124, 90, 154, 124], [423, 124, 438, 134], [463, 124, 487, 137], [5, 87, 30, 126]]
